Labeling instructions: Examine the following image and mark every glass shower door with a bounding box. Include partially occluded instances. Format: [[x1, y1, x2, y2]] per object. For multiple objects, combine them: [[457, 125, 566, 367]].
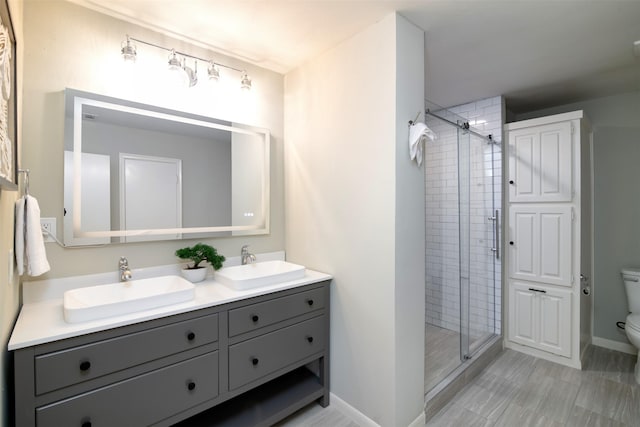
[[458, 130, 500, 360], [424, 101, 501, 394]]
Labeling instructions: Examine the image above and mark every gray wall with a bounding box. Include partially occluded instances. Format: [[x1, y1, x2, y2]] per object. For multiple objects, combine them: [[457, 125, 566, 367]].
[[284, 13, 426, 426], [515, 90, 640, 345], [82, 120, 232, 230]]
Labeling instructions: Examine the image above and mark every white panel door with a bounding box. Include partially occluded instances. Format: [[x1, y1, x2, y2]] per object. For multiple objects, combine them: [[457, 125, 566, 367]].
[[508, 121, 572, 203], [539, 123, 572, 201], [538, 288, 572, 357], [120, 154, 182, 242], [510, 208, 538, 280], [509, 132, 536, 201], [508, 284, 537, 347], [539, 209, 572, 286], [508, 281, 572, 357], [509, 205, 572, 287]]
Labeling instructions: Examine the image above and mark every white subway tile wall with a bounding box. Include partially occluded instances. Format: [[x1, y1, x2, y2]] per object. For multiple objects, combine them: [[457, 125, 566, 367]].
[[425, 96, 503, 342]]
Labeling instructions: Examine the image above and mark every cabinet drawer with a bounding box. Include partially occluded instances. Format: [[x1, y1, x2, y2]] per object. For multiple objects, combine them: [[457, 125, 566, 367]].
[[229, 316, 325, 390], [229, 288, 324, 337], [35, 313, 218, 395], [36, 351, 218, 427]]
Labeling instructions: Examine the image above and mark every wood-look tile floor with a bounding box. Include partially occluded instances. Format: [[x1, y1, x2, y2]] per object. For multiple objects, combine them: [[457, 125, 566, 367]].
[[278, 346, 639, 426]]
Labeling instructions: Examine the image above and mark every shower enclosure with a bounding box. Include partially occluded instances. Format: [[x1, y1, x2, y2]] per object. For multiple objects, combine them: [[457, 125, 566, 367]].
[[423, 99, 502, 394]]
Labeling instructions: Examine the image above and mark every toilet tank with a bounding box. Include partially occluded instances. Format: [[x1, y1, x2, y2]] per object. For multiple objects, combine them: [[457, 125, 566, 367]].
[[622, 268, 640, 313]]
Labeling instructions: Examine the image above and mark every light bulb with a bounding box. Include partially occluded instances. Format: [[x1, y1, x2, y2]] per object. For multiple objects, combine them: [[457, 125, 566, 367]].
[[240, 72, 252, 91], [121, 36, 137, 62]]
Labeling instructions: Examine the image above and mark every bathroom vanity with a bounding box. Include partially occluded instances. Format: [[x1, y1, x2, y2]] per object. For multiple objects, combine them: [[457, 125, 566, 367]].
[[10, 271, 330, 426]]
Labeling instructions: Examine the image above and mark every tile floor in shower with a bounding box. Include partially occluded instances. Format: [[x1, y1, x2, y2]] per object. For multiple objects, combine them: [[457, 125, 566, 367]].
[[424, 323, 493, 393], [425, 324, 461, 393]]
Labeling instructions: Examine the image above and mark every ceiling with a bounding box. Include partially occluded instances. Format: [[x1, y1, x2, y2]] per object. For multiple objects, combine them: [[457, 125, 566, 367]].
[[70, 0, 640, 113]]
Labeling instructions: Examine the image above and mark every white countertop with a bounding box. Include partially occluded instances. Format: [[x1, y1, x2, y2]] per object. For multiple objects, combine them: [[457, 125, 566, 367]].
[[8, 268, 331, 351]]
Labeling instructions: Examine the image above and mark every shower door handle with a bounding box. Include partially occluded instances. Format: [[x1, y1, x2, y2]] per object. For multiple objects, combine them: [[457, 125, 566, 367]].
[[489, 210, 500, 260]]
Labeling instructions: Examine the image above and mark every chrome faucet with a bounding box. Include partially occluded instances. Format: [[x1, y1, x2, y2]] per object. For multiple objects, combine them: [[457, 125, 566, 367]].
[[241, 245, 256, 265], [119, 256, 132, 282]]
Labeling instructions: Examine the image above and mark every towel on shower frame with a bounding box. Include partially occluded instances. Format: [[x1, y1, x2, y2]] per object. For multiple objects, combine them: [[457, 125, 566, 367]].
[[409, 122, 436, 166]]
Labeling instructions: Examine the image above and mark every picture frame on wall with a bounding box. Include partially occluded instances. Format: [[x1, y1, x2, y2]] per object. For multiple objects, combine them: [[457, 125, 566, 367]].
[[0, 0, 16, 191]]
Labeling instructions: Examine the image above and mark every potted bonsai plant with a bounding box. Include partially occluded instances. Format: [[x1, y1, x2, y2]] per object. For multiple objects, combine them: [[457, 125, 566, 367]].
[[175, 243, 226, 283]]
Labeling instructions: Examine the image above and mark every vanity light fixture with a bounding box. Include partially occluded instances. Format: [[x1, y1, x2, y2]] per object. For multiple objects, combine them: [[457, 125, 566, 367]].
[[207, 61, 220, 82], [240, 72, 252, 91], [121, 34, 252, 91], [167, 49, 188, 87], [167, 49, 181, 71], [120, 35, 137, 62]]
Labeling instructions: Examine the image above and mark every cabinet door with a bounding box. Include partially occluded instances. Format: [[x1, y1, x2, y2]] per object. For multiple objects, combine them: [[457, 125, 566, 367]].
[[538, 289, 572, 357], [508, 122, 572, 203], [508, 281, 572, 358], [509, 208, 538, 281], [508, 285, 537, 347], [509, 205, 572, 287]]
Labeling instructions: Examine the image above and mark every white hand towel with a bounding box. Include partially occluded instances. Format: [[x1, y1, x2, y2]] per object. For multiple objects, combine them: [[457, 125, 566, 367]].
[[15, 195, 51, 277], [409, 122, 436, 166], [14, 197, 25, 276]]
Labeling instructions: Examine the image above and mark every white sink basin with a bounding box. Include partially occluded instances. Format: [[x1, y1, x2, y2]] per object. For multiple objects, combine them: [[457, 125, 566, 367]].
[[215, 260, 306, 290], [63, 275, 195, 323]]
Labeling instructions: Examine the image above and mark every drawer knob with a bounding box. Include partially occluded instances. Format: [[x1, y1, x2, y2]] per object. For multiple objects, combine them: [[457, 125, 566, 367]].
[[79, 361, 91, 372], [187, 381, 196, 391], [251, 315, 259, 323], [306, 336, 314, 343], [187, 332, 196, 341], [307, 299, 314, 306], [509, 180, 514, 185], [81, 421, 92, 427], [252, 357, 259, 366]]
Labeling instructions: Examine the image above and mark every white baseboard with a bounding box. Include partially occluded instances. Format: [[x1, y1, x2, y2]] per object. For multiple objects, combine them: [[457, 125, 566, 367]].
[[329, 393, 380, 427], [408, 412, 426, 427], [592, 336, 637, 355], [329, 393, 425, 427]]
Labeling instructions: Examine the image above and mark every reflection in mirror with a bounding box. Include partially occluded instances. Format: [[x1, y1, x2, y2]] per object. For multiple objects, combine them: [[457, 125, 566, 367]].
[[63, 89, 270, 246]]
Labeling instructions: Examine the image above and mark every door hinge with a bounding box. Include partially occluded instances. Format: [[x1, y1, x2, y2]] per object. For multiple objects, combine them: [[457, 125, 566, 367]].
[[571, 275, 575, 284], [571, 123, 575, 135], [571, 208, 575, 221]]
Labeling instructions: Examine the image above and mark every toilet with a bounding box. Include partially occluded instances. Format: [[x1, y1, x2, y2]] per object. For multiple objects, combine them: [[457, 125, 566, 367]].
[[621, 268, 640, 384]]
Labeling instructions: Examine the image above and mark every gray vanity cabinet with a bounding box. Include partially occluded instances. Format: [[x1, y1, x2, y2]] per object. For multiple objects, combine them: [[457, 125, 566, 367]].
[[13, 281, 330, 427]]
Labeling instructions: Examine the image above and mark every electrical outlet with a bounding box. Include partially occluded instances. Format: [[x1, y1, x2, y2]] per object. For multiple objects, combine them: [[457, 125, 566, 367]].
[[40, 217, 57, 243]]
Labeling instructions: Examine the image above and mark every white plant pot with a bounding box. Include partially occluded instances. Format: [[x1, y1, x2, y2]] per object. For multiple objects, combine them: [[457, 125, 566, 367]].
[[181, 267, 208, 283]]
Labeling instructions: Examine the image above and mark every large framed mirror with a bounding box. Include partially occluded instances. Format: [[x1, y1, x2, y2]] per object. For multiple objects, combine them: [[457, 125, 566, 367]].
[[63, 89, 270, 246]]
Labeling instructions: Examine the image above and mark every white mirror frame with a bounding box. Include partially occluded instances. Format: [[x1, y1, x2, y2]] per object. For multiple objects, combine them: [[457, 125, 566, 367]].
[[65, 89, 270, 243]]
